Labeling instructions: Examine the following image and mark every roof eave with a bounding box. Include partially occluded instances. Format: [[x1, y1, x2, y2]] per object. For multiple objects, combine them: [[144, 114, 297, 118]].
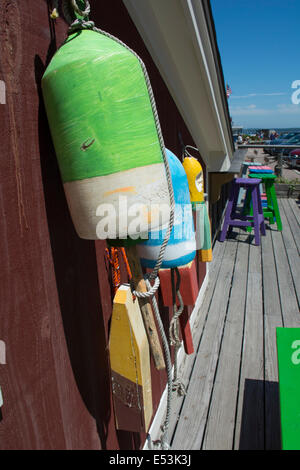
[[123, 0, 234, 171]]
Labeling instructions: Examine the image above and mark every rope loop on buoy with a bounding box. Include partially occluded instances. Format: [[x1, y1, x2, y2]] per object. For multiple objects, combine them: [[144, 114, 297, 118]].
[[183, 144, 200, 159], [132, 275, 160, 300], [70, 0, 90, 18]]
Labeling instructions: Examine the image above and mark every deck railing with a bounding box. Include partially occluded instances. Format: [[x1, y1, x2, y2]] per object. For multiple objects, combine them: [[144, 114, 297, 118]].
[[237, 143, 300, 176]]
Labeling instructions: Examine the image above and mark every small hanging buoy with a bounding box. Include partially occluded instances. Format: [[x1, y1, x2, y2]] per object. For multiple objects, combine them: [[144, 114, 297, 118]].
[[50, 8, 59, 19], [137, 149, 196, 268], [183, 154, 205, 204], [158, 260, 198, 308], [183, 155, 212, 262], [158, 260, 198, 355], [42, 28, 170, 240]]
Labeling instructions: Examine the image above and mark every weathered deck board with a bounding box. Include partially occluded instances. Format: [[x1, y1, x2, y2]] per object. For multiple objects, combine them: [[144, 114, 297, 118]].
[[171, 240, 238, 449], [280, 199, 300, 253], [278, 199, 300, 306], [166, 240, 227, 438], [145, 240, 228, 447], [234, 242, 264, 450], [272, 228, 300, 327], [169, 199, 300, 450], [261, 226, 283, 450], [287, 198, 300, 227], [202, 239, 249, 450]]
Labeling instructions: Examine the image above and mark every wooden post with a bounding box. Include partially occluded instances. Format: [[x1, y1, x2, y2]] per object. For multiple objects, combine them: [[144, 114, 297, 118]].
[[125, 245, 165, 370]]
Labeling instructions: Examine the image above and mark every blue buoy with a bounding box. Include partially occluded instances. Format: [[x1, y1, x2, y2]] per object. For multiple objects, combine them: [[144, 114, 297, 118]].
[[137, 149, 196, 268]]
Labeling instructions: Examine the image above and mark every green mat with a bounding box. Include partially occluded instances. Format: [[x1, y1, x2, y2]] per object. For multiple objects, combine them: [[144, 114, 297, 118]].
[[276, 327, 300, 450]]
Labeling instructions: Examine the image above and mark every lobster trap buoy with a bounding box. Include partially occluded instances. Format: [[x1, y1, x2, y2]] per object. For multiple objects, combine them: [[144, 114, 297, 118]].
[[158, 260, 199, 308], [183, 156, 204, 204], [42, 29, 170, 240], [183, 156, 212, 262], [109, 284, 153, 432], [137, 149, 196, 268], [158, 260, 199, 355]]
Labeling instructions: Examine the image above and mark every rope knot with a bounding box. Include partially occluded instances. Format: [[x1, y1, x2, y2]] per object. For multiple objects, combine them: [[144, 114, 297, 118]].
[[172, 380, 187, 397], [71, 0, 90, 18], [68, 18, 95, 34], [132, 276, 160, 300]]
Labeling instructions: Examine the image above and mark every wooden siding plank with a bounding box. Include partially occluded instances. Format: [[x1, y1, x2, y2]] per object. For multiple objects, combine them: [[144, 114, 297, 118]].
[[234, 242, 264, 450], [0, 1, 103, 450], [171, 240, 238, 449], [202, 239, 249, 449]]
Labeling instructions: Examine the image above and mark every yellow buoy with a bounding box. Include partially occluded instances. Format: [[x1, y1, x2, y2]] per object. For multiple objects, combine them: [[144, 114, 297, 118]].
[[109, 285, 152, 432]]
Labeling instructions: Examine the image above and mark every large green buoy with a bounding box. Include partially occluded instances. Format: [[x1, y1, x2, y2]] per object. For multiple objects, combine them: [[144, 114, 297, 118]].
[[42, 28, 170, 240]]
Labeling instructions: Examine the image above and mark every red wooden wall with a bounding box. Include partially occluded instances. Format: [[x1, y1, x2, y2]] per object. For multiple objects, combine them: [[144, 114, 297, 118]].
[[0, 0, 206, 449]]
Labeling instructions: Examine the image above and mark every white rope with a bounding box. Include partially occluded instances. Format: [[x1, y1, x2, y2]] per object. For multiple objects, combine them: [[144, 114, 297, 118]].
[[170, 269, 186, 397], [184, 144, 200, 159], [70, 0, 90, 17], [133, 276, 160, 299], [145, 279, 172, 450]]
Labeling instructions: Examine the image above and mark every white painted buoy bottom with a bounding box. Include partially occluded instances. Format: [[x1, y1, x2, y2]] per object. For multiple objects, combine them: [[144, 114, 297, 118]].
[[64, 163, 170, 240]]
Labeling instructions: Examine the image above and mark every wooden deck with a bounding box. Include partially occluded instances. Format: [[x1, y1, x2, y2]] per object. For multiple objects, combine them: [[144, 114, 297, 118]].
[[167, 198, 300, 450]]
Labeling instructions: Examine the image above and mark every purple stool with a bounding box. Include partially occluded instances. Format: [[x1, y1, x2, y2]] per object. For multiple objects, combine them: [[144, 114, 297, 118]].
[[219, 178, 266, 246]]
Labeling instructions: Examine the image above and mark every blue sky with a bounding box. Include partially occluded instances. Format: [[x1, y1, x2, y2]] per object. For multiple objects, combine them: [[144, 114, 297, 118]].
[[211, 0, 300, 128]]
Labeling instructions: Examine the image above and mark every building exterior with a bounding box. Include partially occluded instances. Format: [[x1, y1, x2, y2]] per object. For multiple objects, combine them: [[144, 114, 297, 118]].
[[0, 0, 234, 449]]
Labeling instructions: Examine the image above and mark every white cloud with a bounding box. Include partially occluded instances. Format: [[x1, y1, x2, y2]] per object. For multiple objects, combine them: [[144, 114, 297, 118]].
[[230, 105, 270, 116], [230, 92, 286, 99], [230, 103, 300, 117], [276, 104, 300, 114]]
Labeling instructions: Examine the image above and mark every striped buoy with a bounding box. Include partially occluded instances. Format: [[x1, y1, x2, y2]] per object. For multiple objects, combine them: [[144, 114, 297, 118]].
[[137, 149, 196, 268], [42, 29, 170, 240]]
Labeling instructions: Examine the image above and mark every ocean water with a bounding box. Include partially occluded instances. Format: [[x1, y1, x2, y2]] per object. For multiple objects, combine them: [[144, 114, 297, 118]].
[[243, 127, 300, 134]]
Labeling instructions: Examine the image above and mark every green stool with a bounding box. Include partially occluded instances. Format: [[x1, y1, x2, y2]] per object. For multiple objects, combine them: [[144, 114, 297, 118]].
[[244, 173, 282, 231]]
